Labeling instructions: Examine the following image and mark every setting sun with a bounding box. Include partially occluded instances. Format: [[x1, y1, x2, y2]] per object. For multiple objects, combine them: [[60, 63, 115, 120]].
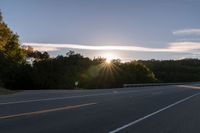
[[104, 53, 117, 64], [106, 58, 111, 64]]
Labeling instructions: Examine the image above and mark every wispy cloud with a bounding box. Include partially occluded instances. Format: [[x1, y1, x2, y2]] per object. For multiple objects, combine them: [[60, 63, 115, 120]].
[[31, 46, 59, 51], [23, 43, 168, 52], [173, 29, 200, 36], [23, 42, 200, 54], [168, 42, 200, 51]]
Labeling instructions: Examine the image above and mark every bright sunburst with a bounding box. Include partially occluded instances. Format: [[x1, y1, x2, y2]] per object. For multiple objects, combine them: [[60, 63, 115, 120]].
[[104, 53, 117, 64], [106, 58, 111, 64]]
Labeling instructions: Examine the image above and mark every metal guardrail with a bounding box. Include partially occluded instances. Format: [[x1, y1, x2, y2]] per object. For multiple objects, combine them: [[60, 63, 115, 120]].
[[123, 82, 200, 88]]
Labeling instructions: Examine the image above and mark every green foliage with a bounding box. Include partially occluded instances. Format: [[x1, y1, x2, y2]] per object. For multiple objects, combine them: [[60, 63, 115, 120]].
[[0, 11, 26, 89], [36, 56, 154, 89], [120, 62, 156, 84], [31, 52, 91, 89], [0, 13, 25, 63], [139, 59, 200, 82], [26, 50, 50, 61]]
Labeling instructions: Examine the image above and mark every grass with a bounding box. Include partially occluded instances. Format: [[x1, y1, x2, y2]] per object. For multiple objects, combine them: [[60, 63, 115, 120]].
[[0, 87, 13, 95]]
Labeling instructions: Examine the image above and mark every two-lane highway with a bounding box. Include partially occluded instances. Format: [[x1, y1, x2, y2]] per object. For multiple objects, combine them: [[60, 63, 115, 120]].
[[0, 84, 200, 133]]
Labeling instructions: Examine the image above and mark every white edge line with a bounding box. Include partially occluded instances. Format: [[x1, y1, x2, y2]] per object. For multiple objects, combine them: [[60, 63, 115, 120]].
[[0, 88, 164, 105], [109, 92, 200, 133], [0, 93, 109, 105]]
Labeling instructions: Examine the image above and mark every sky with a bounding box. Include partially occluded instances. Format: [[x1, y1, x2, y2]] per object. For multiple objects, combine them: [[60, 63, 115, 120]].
[[1, 0, 200, 61]]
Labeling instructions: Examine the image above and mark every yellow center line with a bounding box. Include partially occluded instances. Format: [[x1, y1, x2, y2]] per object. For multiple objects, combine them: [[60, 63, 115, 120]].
[[0, 102, 97, 120]]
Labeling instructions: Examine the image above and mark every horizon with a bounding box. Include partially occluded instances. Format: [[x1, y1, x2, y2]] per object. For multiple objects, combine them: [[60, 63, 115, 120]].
[[1, 0, 200, 61]]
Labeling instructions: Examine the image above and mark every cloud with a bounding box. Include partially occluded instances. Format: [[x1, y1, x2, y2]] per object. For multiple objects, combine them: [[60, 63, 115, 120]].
[[168, 42, 200, 51], [23, 42, 200, 53], [31, 46, 59, 51], [23, 42, 166, 52], [173, 29, 200, 36]]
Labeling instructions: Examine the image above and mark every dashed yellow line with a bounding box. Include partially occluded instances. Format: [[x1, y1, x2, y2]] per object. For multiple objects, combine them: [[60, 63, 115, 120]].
[[0, 102, 97, 119]]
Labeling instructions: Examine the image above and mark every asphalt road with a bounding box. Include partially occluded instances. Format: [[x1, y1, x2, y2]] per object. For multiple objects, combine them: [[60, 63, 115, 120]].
[[0, 84, 200, 133]]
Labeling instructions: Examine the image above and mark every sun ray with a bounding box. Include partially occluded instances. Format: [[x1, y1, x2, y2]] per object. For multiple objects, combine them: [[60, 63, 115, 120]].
[[104, 53, 117, 64]]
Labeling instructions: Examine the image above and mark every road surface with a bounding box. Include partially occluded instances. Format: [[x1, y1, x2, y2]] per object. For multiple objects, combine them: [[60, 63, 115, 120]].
[[0, 84, 200, 133]]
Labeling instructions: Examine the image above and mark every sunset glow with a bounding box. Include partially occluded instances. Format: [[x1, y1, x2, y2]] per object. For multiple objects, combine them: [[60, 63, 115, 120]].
[[104, 53, 117, 64]]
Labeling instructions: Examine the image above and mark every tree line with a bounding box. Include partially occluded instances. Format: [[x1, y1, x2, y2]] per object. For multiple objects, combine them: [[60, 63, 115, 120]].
[[139, 59, 200, 83], [0, 11, 200, 90]]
